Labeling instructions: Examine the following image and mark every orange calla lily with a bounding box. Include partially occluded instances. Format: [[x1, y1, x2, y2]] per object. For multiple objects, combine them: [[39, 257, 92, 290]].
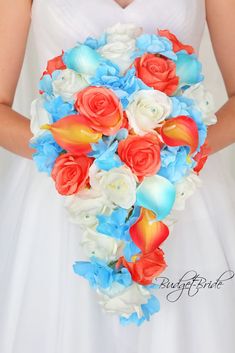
[[161, 115, 199, 155], [130, 208, 169, 254], [41, 114, 102, 153]]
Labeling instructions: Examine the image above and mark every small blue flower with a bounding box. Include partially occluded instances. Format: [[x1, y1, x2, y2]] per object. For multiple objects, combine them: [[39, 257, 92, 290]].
[[113, 268, 132, 287], [73, 256, 132, 289], [91, 65, 150, 109], [39, 70, 61, 96], [84, 33, 107, 50], [103, 128, 128, 146], [44, 96, 76, 122], [88, 139, 123, 171], [30, 133, 63, 175], [123, 241, 141, 262], [175, 51, 204, 86], [97, 206, 140, 242], [120, 295, 160, 326], [88, 129, 128, 171], [97, 208, 131, 241], [158, 146, 196, 183], [133, 34, 177, 61], [73, 257, 113, 289], [91, 59, 120, 79]]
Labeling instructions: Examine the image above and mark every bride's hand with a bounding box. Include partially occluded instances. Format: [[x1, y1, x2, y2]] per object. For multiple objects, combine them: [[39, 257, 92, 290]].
[[206, 0, 235, 154], [0, 0, 35, 159]]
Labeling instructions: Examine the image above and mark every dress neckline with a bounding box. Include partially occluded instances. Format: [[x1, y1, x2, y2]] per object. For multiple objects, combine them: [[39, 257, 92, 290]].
[[113, 0, 137, 10]]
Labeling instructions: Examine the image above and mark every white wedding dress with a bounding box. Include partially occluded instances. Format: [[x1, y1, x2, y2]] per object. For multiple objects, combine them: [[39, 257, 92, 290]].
[[0, 1, 235, 352]]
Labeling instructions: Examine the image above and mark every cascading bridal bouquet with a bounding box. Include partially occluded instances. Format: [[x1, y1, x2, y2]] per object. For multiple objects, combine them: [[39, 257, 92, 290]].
[[30, 23, 217, 325]]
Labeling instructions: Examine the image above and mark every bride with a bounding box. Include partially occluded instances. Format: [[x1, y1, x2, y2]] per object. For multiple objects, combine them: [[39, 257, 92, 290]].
[[0, 0, 235, 352]]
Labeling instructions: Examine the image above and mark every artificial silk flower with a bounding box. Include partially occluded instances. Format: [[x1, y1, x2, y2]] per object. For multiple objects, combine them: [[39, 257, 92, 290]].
[[81, 227, 124, 263], [126, 89, 172, 135], [89, 165, 137, 209], [106, 23, 143, 43], [158, 29, 195, 54], [51, 153, 93, 196], [116, 247, 167, 286], [30, 97, 51, 137], [75, 86, 123, 136], [64, 187, 114, 228], [97, 282, 151, 318], [172, 172, 202, 211], [118, 133, 161, 181], [134, 53, 179, 95], [99, 39, 136, 74], [183, 83, 217, 126], [52, 68, 89, 102]]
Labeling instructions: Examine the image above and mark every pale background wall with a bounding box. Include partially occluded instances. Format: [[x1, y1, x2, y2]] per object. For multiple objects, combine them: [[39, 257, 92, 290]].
[[0, 26, 234, 176]]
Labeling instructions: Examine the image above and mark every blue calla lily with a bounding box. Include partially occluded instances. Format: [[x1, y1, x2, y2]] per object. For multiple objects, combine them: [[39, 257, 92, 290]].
[[63, 44, 102, 75], [175, 51, 204, 86], [136, 175, 176, 221]]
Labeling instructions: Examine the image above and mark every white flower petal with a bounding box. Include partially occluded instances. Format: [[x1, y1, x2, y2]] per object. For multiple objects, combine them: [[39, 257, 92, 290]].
[[106, 23, 143, 42], [90, 166, 137, 209], [173, 172, 202, 211], [183, 83, 217, 126], [30, 97, 51, 137], [126, 90, 172, 135], [98, 40, 136, 74], [52, 69, 89, 102], [97, 283, 151, 318], [81, 227, 124, 263], [64, 187, 113, 228]]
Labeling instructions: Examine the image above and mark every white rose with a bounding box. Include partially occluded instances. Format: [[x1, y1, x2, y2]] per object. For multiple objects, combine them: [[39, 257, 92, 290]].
[[97, 283, 151, 318], [89, 165, 137, 209], [173, 172, 202, 211], [183, 83, 217, 125], [30, 97, 51, 137], [126, 90, 172, 135], [52, 68, 89, 102], [81, 227, 124, 263], [106, 23, 143, 42], [64, 188, 113, 228], [163, 173, 202, 229], [98, 39, 136, 74]]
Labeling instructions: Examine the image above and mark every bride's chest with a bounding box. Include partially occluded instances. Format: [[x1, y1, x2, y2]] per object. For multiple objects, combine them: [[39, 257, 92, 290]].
[[31, 0, 205, 53]]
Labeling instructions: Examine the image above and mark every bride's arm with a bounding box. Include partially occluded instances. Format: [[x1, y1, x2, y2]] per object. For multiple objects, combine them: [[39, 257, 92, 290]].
[[206, 0, 235, 154], [0, 0, 35, 159]]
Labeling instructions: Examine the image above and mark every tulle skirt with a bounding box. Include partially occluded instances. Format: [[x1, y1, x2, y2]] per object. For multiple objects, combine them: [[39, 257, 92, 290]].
[[0, 145, 235, 353]]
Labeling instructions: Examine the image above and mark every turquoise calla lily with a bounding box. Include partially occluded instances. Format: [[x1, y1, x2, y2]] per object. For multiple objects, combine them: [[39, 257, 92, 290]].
[[63, 44, 102, 75], [136, 175, 176, 221], [176, 52, 203, 86]]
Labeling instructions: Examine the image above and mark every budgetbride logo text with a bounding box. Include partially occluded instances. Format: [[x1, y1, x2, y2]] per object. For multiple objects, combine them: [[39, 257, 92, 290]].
[[154, 270, 235, 302]]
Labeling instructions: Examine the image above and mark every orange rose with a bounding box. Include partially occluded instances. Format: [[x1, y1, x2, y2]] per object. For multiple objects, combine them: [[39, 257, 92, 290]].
[[116, 248, 167, 286], [158, 29, 195, 54], [75, 86, 123, 136], [134, 53, 179, 95], [51, 153, 93, 196], [118, 133, 161, 181], [121, 111, 130, 130]]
